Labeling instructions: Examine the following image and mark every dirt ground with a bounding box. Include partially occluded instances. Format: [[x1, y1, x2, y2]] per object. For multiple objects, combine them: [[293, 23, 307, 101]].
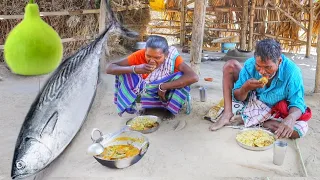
[[0, 48, 320, 180]]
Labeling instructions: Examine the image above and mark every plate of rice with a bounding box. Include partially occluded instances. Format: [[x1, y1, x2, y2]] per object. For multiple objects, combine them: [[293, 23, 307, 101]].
[[235, 128, 276, 151]]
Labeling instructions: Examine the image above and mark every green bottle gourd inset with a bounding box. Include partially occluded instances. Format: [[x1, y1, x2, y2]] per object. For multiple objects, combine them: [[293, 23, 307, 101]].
[[4, 0, 63, 75]]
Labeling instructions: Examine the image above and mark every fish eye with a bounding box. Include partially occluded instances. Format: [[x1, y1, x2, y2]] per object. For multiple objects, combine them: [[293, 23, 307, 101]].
[[16, 160, 26, 170]]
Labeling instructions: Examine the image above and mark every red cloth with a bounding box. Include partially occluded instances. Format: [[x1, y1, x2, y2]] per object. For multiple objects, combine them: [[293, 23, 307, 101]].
[[271, 100, 312, 121]]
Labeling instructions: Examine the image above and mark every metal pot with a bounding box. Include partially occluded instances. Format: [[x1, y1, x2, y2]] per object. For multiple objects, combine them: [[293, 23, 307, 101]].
[[134, 42, 146, 51], [90, 127, 149, 169]]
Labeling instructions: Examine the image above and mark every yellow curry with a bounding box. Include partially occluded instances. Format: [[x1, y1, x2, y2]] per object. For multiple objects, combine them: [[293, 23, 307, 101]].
[[98, 144, 139, 160]]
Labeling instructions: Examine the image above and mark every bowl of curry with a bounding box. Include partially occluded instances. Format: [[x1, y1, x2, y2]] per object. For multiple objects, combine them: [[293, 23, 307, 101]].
[[90, 127, 149, 168], [126, 115, 161, 134], [235, 128, 276, 151]]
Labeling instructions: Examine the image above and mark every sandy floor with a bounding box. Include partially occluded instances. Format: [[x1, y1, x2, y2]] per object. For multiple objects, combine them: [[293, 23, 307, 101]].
[[0, 49, 320, 180]]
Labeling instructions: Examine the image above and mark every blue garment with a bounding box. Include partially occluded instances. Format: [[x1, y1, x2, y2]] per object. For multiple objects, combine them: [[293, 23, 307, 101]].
[[233, 54, 307, 113]]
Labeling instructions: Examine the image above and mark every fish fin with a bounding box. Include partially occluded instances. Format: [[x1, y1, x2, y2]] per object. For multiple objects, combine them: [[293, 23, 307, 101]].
[[40, 111, 58, 137]]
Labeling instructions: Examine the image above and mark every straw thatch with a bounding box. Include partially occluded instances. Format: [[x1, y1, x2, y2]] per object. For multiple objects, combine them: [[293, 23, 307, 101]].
[[0, 0, 149, 62]]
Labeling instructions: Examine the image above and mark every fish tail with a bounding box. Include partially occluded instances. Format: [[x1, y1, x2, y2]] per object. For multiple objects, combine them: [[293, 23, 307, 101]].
[[104, 0, 139, 39]]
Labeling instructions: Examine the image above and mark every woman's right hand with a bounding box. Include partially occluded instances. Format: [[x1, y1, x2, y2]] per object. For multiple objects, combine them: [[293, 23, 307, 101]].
[[134, 64, 156, 74], [243, 78, 265, 91]]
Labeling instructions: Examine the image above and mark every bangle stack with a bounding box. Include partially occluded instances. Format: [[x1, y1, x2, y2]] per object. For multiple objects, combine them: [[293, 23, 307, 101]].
[[158, 83, 166, 92], [132, 65, 137, 74]]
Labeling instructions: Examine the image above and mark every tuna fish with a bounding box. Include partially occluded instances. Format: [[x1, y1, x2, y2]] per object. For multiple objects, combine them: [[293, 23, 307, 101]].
[[11, 0, 138, 179]]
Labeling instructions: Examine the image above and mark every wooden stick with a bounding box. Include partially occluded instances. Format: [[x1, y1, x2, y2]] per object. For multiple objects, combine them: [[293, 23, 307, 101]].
[[249, 0, 256, 51], [270, 5, 308, 31], [0, 9, 99, 20], [151, 19, 192, 23], [98, 0, 107, 73], [190, 0, 206, 75], [315, 28, 320, 93], [240, 0, 249, 50], [291, 0, 307, 12], [0, 5, 148, 20], [148, 33, 179, 37], [0, 36, 93, 50], [253, 33, 306, 43], [306, 0, 314, 58], [295, 139, 308, 177], [211, 36, 237, 43], [180, 0, 187, 46]]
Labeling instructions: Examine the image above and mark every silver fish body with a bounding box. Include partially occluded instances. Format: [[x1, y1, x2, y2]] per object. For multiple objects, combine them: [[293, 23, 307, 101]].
[[11, 0, 138, 179]]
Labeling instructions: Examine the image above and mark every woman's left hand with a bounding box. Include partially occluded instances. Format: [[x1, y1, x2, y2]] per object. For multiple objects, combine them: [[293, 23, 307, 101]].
[[158, 83, 167, 102]]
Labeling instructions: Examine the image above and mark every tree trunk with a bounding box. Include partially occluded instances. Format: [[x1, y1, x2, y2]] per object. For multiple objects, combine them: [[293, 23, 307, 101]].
[[180, 0, 187, 46], [248, 0, 256, 51], [99, 0, 107, 77], [306, 0, 314, 58], [315, 29, 320, 93], [190, 0, 206, 75], [240, 0, 249, 50]]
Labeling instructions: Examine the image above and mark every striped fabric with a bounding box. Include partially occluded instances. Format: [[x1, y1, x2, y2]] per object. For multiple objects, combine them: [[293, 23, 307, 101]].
[[141, 72, 190, 114], [114, 73, 144, 115], [114, 72, 190, 116], [238, 92, 309, 138]]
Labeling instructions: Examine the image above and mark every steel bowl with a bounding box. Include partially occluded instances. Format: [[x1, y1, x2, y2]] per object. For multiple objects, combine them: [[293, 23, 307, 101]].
[[90, 127, 149, 169], [126, 115, 161, 134], [135, 42, 146, 50], [236, 128, 276, 151]]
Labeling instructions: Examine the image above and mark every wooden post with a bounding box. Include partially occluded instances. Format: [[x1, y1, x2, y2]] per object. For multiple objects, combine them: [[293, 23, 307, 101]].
[[248, 0, 256, 51], [99, 0, 107, 78], [180, 0, 187, 46], [190, 0, 206, 75], [306, 0, 314, 58], [315, 30, 320, 93], [240, 0, 249, 50]]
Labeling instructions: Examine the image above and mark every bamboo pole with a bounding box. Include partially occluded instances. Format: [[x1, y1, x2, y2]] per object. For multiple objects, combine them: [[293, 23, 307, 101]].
[[306, 0, 314, 58], [253, 33, 306, 43], [240, 0, 249, 50], [315, 29, 320, 93], [0, 37, 93, 50], [272, 5, 308, 31], [248, 0, 256, 51], [190, 0, 206, 75], [99, 0, 107, 77], [180, 0, 187, 46], [149, 33, 179, 37], [0, 5, 148, 20], [291, 0, 306, 12], [211, 36, 237, 43]]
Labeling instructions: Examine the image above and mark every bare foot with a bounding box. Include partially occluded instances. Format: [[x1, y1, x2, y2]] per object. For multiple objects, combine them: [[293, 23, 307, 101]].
[[209, 112, 234, 131], [230, 115, 243, 125], [163, 110, 175, 121], [138, 108, 146, 115]]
